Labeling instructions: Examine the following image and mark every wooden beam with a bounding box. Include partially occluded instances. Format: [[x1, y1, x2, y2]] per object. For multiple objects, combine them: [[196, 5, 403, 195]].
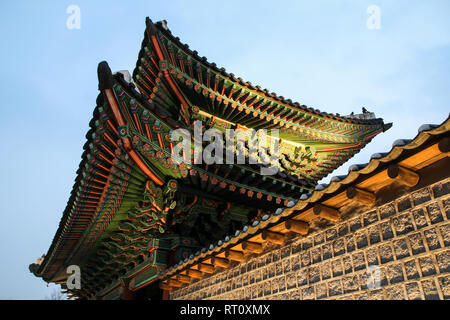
[[167, 279, 182, 287], [211, 257, 230, 268], [187, 269, 203, 279], [313, 204, 340, 222], [387, 164, 420, 187], [176, 274, 191, 284], [346, 187, 376, 207], [284, 219, 309, 235], [439, 137, 450, 155], [198, 263, 215, 274], [261, 230, 285, 245], [241, 241, 263, 254], [225, 250, 245, 262]]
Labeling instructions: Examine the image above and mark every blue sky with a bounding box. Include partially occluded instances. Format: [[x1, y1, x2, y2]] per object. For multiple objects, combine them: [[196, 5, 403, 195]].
[[0, 1, 449, 299]]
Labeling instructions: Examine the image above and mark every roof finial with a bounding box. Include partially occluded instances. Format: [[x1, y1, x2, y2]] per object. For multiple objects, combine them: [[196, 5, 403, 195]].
[[161, 19, 168, 30]]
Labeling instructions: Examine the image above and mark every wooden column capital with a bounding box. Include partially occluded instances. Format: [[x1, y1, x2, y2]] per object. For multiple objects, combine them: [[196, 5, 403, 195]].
[[241, 241, 263, 253], [313, 204, 340, 222], [225, 250, 245, 262], [198, 263, 215, 274], [346, 187, 376, 207], [176, 274, 191, 284], [284, 219, 309, 235], [261, 230, 285, 245], [387, 164, 420, 187], [187, 269, 203, 279], [211, 257, 230, 268]]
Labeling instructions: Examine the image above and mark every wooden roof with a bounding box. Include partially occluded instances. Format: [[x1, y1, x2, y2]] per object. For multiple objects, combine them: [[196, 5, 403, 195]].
[[159, 114, 450, 289]]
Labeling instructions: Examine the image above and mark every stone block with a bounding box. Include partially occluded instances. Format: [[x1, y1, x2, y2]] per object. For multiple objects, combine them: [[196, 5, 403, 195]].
[[419, 256, 436, 276], [291, 254, 301, 272], [385, 284, 406, 300], [310, 247, 322, 264], [332, 258, 344, 277], [355, 230, 369, 249], [342, 275, 359, 294], [432, 181, 450, 198], [301, 251, 311, 268], [379, 243, 394, 263], [320, 261, 332, 280], [393, 238, 410, 259], [421, 279, 439, 300], [333, 238, 346, 256], [364, 210, 379, 226], [322, 243, 333, 260], [404, 259, 420, 280], [308, 266, 320, 284], [368, 224, 381, 245], [397, 197, 412, 212], [426, 203, 444, 224], [296, 269, 308, 287], [405, 282, 422, 300], [438, 275, 450, 299], [349, 217, 363, 232], [380, 203, 396, 220], [316, 282, 328, 299], [412, 208, 429, 229], [380, 221, 394, 240], [408, 232, 426, 255], [366, 247, 379, 266], [392, 213, 415, 236], [352, 251, 366, 271], [286, 273, 296, 290], [345, 234, 356, 252], [411, 188, 431, 206], [328, 279, 343, 297], [326, 228, 337, 242], [301, 286, 315, 300], [387, 263, 405, 284], [439, 224, 450, 247], [435, 250, 450, 273], [424, 228, 442, 250]]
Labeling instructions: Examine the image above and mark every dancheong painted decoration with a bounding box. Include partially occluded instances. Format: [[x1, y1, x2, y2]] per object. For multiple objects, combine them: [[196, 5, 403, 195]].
[[29, 18, 391, 300]]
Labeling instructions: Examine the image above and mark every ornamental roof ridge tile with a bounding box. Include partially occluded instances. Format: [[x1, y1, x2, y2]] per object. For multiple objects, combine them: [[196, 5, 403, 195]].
[[160, 114, 450, 279]]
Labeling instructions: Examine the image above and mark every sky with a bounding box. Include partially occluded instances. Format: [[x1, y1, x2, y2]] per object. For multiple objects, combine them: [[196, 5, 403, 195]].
[[0, 0, 449, 299]]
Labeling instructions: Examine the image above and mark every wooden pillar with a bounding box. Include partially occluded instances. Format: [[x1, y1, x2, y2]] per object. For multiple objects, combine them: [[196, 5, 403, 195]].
[[261, 230, 285, 245], [313, 204, 340, 222], [211, 257, 230, 268], [346, 187, 376, 207], [387, 164, 420, 187], [225, 250, 245, 262], [284, 220, 309, 235], [241, 241, 263, 254], [119, 286, 136, 300], [187, 269, 203, 279]]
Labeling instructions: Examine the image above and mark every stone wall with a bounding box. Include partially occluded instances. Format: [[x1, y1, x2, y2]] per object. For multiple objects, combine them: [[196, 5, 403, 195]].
[[170, 178, 450, 300]]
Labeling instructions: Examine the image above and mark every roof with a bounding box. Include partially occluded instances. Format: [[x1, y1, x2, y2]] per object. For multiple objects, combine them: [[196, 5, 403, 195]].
[[135, 19, 385, 126], [132, 18, 391, 183], [159, 114, 450, 283], [31, 17, 394, 299]]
